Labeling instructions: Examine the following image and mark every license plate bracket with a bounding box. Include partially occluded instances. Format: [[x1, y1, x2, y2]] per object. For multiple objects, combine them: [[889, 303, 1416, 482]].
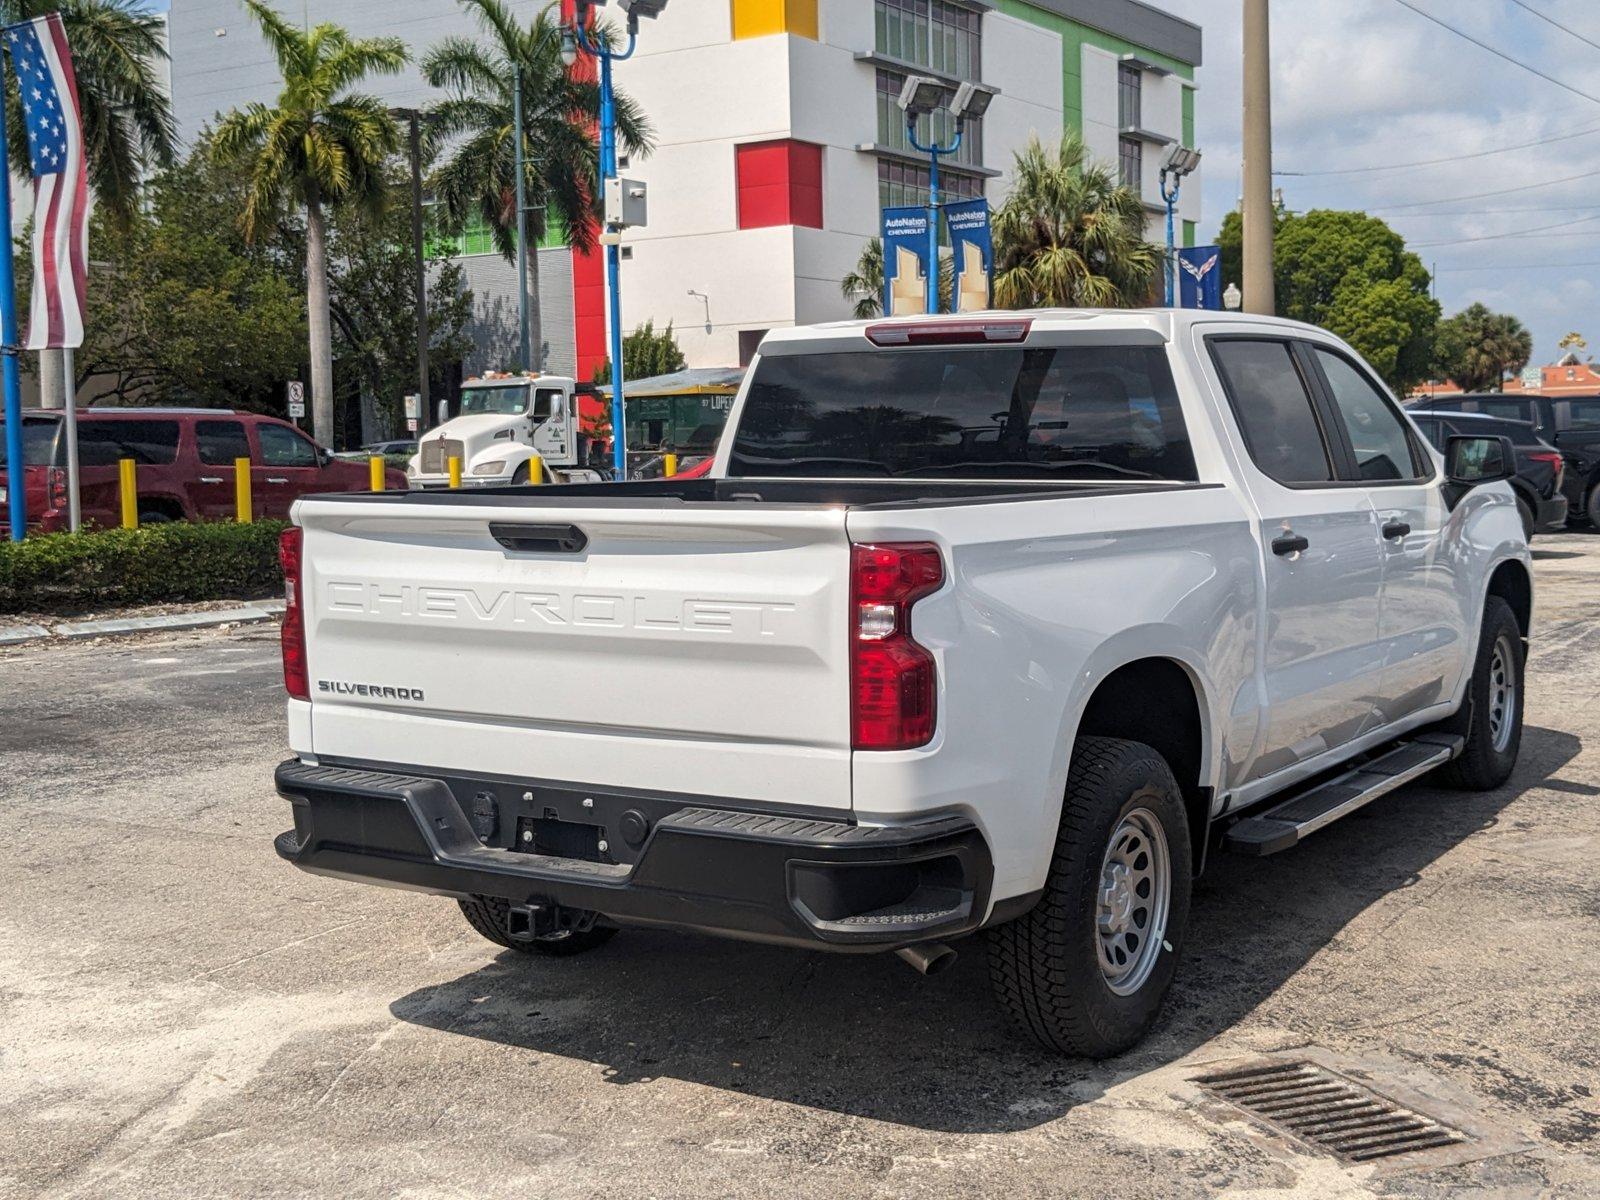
[[515, 815, 604, 862]]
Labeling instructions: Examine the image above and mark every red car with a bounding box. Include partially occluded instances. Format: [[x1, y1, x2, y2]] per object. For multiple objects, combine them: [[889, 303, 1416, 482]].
[[0, 408, 405, 533]]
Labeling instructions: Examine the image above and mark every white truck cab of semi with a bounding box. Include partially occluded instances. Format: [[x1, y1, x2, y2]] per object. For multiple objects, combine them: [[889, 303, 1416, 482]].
[[276, 310, 1531, 1057], [408, 373, 607, 488]]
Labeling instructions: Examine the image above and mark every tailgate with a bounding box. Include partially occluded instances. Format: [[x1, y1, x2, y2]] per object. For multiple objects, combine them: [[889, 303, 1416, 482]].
[[295, 496, 854, 810]]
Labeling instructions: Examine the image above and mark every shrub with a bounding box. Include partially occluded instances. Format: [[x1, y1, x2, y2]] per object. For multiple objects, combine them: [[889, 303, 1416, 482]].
[[0, 521, 289, 615]]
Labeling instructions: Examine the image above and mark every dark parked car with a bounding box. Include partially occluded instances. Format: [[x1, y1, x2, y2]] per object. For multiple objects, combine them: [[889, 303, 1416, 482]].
[[1408, 408, 1567, 536], [0, 408, 405, 533], [1409, 393, 1600, 524]]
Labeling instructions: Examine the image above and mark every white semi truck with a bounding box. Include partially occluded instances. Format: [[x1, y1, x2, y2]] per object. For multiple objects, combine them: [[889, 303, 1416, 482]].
[[408, 373, 608, 488]]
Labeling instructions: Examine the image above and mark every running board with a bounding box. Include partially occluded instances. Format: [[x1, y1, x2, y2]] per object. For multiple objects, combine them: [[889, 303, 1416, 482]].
[[1223, 734, 1464, 857]]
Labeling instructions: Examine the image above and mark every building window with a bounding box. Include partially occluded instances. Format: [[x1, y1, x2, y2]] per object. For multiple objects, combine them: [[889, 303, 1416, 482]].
[[1119, 137, 1143, 193], [878, 158, 982, 214], [876, 0, 981, 78], [876, 69, 982, 168], [736, 139, 825, 230], [427, 207, 566, 258], [1119, 63, 1142, 129]]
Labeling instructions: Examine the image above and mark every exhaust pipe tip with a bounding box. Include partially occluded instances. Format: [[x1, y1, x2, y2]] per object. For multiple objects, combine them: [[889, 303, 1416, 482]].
[[896, 942, 958, 977]]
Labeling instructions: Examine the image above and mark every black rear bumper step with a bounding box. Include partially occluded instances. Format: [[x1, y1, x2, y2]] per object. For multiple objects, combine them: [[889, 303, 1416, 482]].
[[274, 759, 993, 951], [1223, 735, 1463, 857]]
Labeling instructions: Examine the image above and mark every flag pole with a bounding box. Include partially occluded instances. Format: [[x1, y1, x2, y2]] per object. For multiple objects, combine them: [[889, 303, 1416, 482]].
[[0, 42, 26, 543]]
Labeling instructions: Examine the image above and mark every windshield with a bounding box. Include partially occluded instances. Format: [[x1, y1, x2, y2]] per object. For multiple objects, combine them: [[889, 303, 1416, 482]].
[[0, 419, 59, 468], [458, 385, 530, 417], [728, 344, 1197, 481]]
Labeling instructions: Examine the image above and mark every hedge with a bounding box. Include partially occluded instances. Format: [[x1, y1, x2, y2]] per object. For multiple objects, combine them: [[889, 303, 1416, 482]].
[[0, 520, 289, 615]]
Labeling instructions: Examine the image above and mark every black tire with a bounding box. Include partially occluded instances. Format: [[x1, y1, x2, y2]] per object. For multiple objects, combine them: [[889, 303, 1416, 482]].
[[510, 463, 531, 487], [1515, 497, 1536, 542], [457, 895, 617, 957], [1435, 595, 1524, 791], [138, 509, 174, 526], [986, 736, 1192, 1058], [1586, 483, 1600, 529]]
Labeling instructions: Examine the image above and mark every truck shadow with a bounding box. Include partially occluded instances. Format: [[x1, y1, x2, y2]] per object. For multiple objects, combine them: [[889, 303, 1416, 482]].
[[390, 724, 1581, 1134]]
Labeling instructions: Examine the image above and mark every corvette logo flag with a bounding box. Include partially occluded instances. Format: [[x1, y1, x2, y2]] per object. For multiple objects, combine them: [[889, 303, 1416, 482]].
[[7, 13, 90, 349]]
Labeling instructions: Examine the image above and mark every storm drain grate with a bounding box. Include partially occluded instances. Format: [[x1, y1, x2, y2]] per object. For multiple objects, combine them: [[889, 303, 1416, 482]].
[[1195, 1061, 1470, 1163]]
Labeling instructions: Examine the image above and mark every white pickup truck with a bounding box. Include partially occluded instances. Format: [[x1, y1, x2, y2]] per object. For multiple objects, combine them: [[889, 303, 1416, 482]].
[[273, 310, 1530, 1057]]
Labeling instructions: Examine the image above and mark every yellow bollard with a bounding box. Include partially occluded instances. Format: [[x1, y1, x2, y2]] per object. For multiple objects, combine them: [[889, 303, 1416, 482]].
[[369, 456, 385, 492], [447, 456, 462, 489], [664, 453, 678, 478], [118, 458, 138, 529], [235, 457, 253, 523], [527, 453, 543, 486]]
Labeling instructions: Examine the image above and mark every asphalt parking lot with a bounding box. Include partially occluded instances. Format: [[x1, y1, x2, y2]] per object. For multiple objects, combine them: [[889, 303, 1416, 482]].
[[3, 532, 1599, 1199]]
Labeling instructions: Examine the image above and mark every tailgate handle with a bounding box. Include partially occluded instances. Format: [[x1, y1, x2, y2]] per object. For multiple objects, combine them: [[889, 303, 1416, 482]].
[[489, 522, 589, 554]]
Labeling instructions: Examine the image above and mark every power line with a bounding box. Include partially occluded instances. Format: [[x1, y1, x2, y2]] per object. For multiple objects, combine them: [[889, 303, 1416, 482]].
[[1399, 205, 1600, 216], [1508, 0, 1600, 54], [1388, 0, 1600, 106], [1410, 212, 1600, 248], [1278, 121, 1600, 177], [1434, 259, 1600, 273], [1372, 166, 1600, 210]]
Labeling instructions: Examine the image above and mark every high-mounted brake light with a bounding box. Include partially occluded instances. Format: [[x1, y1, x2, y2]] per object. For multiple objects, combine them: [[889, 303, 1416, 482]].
[[866, 319, 1033, 347], [851, 543, 944, 750], [278, 527, 309, 701]]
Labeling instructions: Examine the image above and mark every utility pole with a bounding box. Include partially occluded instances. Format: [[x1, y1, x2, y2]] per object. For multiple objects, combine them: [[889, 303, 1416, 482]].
[[407, 111, 431, 433], [513, 63, 532, 374], [1242, 0, 1275, 315]]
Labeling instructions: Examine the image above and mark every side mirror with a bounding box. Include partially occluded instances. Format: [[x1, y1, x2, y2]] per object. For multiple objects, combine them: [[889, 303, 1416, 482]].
[[1443, 434, 1515, 508]]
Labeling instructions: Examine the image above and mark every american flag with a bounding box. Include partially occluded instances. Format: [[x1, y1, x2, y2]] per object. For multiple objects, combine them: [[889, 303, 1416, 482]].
[[7, 14, 89, 350]]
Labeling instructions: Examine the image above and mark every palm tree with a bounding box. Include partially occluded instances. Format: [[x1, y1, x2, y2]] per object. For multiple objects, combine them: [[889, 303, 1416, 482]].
[[841, 238, 884, 320], [214, 2, 406, 445], [422, 0, 651, 371], [991, 133, 1159, 310]]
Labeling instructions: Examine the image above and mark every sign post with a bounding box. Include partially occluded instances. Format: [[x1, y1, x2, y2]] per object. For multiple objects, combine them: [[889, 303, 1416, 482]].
[[287, 381, 306, 422]]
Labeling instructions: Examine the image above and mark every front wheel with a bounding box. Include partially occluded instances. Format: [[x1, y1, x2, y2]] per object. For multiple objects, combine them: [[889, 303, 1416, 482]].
[[1435, 595, 1524, 791], [986, 737, 1192, 1058], [1586, 483, 1600, 529]]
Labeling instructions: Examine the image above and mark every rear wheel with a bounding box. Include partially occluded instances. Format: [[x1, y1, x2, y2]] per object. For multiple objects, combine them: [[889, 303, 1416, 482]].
[[1586, 483, 1600, 528], [458, 895, 617, 957], [1435, 595, 1524, 791], [1515, 497, 1536, 542], [986, 737, 1192, 1058]]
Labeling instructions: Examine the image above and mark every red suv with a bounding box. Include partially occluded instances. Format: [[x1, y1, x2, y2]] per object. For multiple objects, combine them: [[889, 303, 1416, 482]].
[[0, 408, 405, 533]]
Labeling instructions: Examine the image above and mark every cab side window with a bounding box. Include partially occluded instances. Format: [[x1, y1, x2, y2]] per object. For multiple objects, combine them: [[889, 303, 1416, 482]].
[[1313, 349, 1425, 482], [258, 424, 319, 468], [1210, 339, 1335, 484]]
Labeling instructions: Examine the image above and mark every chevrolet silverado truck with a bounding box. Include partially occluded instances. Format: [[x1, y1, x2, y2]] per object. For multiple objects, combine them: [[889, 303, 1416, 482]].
[[273, 310, 1531, 1057]]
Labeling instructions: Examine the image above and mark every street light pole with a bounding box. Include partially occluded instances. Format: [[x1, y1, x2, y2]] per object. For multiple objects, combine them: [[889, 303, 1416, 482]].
[[1159, 145, 1201, 308], [406, 110, 431, 432], [905, 119, 960, 316], [900, 78, 992, 316], [513, 63, 533, 374]]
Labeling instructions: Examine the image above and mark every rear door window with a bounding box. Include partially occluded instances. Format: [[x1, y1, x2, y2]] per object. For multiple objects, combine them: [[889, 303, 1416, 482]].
[[196, 420, 251, 465], [1312, 348, 1426, 482], [729, 344, 1197, 481], [258, 424, 319, 468], [1476, 399, 1532, 424], [1567, 399, 1600, 431], [1210, 339, 1334, 485], [75, 420, 180, 466]]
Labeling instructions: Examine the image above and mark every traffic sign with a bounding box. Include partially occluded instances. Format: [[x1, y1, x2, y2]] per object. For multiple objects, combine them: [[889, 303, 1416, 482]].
[[288, 381, 306, 419]]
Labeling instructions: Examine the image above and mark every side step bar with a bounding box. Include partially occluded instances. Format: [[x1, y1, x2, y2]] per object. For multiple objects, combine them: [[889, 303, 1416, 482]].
[[1223, 734, 1464, 857]]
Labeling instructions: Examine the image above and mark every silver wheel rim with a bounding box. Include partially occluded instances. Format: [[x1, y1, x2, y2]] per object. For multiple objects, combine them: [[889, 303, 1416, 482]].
[[1488, 635, 1518, 755], [1095, 806, 1171, 996]]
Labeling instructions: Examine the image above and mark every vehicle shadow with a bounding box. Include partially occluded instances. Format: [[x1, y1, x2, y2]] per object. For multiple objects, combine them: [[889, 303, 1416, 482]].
[[390, 725, 1581, 1134]]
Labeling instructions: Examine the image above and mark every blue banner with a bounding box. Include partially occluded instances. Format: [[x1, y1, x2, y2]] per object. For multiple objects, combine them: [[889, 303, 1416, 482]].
[[1178, 245, 1223, 310], [946, 198, 993, 313], [881, 206, 930, 317]]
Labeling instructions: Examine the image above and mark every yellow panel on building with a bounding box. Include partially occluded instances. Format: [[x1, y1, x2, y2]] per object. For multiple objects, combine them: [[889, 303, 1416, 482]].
[[731, 0, 817, 41]]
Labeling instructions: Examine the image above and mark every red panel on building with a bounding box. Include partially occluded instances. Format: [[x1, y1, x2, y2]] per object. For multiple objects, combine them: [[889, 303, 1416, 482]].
[[736, 140, 824, 230]]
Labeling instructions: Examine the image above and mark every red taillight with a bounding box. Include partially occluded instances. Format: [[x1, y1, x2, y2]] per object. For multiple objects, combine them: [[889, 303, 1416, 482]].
[[1530, 450, 1564, 489], [865, 318, 1033, 347], [278, 527, 309, 700], [46, 467, 66, 509], [851, 542, 944, 750]]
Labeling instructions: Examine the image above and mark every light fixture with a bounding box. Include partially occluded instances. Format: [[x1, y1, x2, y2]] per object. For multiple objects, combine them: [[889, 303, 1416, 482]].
[[1162, 144, 1202, 176], [1223, 282, 1243, 311], [897, 75, 946, 119], [618, 0, 670, 18], [949, 81, 996, 122], [560, 26, 578, 67]]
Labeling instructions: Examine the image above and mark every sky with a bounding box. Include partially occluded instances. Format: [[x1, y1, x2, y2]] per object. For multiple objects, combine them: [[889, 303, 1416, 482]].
[[1157, 0, 1600, 365]]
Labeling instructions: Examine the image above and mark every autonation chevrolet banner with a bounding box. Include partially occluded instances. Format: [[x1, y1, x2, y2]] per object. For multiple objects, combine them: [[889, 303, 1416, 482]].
[[1178, 245, 1223, 310], [881, 207, 930, 317], [945, 199, 994, 312]]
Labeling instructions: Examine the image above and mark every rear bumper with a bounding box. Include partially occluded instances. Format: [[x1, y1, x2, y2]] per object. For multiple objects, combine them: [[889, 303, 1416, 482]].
[[273, 759, 993, 952]]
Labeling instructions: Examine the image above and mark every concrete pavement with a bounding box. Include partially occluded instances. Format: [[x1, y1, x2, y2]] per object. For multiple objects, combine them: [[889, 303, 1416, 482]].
[[2, 534, 1599, 1199]]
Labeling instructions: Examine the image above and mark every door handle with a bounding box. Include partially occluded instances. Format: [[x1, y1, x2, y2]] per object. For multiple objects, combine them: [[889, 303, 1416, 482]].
[[267, 477, 289, 485], [1382, 520, 1412, 540], [1271, 532, 1310, 557], [199, 476, 223, 484]]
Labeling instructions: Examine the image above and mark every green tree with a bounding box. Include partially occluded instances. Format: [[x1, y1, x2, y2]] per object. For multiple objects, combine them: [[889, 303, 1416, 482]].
[[422, 0, 651, 371], [214, 2, 407, 447], [325, 163, 476, 443], [2, 0, 176, 224], [1219, 208, 1440, 391], [591, 319, 686, 385], [1433, 303, 1534, 393], [840, 237, 953, 318], [991, 134, 1160, 309], [19, 139, 306, 409]]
